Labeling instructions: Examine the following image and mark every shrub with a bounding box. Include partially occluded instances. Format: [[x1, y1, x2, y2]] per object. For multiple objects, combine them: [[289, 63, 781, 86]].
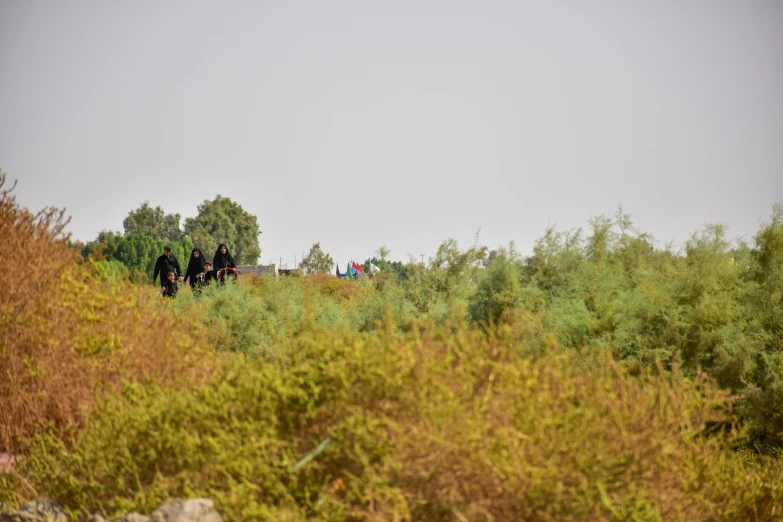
[[4, 318, 782, 521], [468, 251, 522, 327], [0, 174, 212, 452], [171, 274, 354, 359]]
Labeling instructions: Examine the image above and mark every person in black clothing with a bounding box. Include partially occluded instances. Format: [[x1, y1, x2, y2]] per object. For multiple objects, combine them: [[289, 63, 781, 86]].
[[161, 270, 178, 298], [183, 248, 205, 288], [212, 243, 236, 271], [200, 261, 218, 286], [153, 245, 182, 287], [190, 260, 217, 295]]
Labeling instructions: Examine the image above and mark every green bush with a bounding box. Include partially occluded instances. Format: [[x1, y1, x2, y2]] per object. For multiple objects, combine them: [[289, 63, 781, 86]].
[[468, 249, 522, 327]]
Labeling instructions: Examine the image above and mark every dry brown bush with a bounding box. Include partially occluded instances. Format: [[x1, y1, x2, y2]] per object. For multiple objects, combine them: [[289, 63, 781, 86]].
[[0, 173, 213, 452], [301, 272, 358, 300]]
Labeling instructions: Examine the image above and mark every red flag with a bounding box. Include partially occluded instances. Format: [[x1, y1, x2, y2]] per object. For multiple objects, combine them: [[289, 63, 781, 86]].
[[351, 261, 364, 273]]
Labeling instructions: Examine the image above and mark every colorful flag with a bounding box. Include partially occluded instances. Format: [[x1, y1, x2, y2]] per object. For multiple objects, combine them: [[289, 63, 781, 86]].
[[346, 262, 354, 280], [352, 261, 364, 273]]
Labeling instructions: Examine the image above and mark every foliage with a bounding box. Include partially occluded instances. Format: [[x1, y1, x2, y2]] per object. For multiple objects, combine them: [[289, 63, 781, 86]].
[[748, 203, 783, 343], [4, 319, 783, 521], [4, 170, 783, 519], [81, 230, 123, 260], [82, 233, 193, 281], [375, 243, 391, 262], [402, 237, 487, 322], [183, 195, 261, 264], [362, 257, 410, 282], [0, 173, 211, 453], [42, 193, 783, 451], [168, 273, 406, 359], [734, 204, 783, 445], [299, 243, 335, 275], [115, 234, 193, 280], [123, 202, 183, 241], [467, 245, 523, 326]]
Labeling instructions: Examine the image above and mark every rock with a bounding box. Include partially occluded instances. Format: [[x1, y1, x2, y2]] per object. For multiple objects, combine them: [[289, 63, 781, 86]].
[[115, 514, 150, 522], [0, 499, 67, 522], [1, 498, 222, 522], [150, 499, 222, 522], [0, 453, 15, 473]]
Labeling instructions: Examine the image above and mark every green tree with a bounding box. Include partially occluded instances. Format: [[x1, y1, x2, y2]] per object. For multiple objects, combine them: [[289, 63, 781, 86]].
[[403, 236, 487, 321], [468, 247, 522, 327], [586, 214, 613, 266], [83, 233, 193, 281], [376, 244, 390, 263], [677, 223, 740, 372], [112, 234, 161, 278], [523, 227, 584, 294], [183, 195, 261, 264], [735, 204, 783, 446], [362, 257, 410, 282], [81, 230, 123, 260], [123, 202, 183, 241], [748, 203, 783, 344], [361, 245, 411, 282], [299, 243, 335, 274], [116, 235, 194, 280]]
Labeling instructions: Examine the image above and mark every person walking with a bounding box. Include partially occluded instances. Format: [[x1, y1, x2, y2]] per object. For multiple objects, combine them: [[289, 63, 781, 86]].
[[183, 248, 206, 288], [161, 270, 179, 298], [212, 243, 236, 271], [153, 245, 182, 287]]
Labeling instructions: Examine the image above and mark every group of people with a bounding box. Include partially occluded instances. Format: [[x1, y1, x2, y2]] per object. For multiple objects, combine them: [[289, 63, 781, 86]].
[[153, 243, 237, 298]]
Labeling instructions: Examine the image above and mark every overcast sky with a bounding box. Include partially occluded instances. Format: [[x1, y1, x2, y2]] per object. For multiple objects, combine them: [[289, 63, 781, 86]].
[[1, 1, 781, 267]]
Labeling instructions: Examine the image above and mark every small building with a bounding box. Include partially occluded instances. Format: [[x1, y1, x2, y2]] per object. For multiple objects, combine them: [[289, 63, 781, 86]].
[[235, 264, 278, 277]]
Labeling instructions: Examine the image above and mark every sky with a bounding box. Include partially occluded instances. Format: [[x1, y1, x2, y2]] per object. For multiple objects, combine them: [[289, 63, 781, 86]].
[[1, 1, 782, 267]]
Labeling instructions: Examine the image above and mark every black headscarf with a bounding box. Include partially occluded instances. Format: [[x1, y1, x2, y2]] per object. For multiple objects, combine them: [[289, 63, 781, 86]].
[[184, 248, 205, 285], [213, 243, 236, 270]]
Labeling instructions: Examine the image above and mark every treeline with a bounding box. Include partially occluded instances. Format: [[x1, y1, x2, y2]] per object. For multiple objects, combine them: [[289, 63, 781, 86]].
[[81, 197, 261, 279]]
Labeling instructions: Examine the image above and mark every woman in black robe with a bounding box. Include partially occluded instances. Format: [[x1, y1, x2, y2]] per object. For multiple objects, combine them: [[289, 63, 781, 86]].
[[183, 248, 206, 288], [212, 243, 236, 271]]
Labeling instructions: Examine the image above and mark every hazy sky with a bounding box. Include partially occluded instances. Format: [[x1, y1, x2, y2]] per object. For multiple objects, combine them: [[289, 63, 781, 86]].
[[2, 1, 782, 267]]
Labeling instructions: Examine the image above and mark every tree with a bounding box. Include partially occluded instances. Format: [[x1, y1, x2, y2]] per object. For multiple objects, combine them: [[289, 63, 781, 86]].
[[586, 215, 613, 266], [183, 195, 261, 264], [81, 230, 123, 260], [111, 234, 162, 278], [749, 203, 783, 342], [123, 202, 183, 241], [376, 244, 391, 263], [468, 248, 522, 326], [299, 243, 334, 274], [88, 234, 193, 281], [736, 203, 783, 446], [362, 257, 410, 282], [428, 237, 488, 295]]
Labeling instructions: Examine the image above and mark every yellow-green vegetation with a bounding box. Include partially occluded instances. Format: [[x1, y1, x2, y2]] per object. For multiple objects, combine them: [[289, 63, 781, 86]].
[[0, 174, 212, 455], [4, 173, 783, 521], [5, 319, 783, 521]]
